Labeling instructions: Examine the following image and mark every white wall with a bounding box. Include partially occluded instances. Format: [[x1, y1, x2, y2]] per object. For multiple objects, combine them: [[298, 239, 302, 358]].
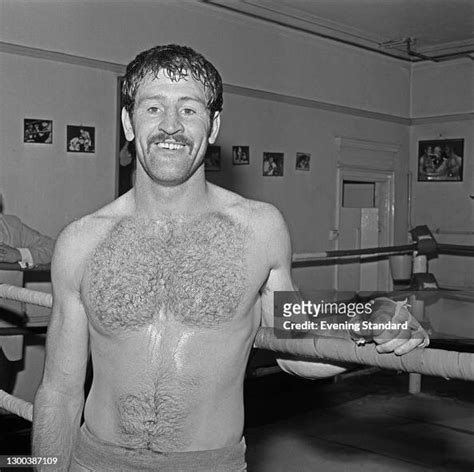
[[0, 52, 117, 237], [411, 60, 473, 117], [410, 60, 474, 288]]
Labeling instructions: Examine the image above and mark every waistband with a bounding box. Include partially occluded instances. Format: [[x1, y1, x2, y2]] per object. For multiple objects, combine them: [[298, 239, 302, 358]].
[[72, 423, 247, 472]]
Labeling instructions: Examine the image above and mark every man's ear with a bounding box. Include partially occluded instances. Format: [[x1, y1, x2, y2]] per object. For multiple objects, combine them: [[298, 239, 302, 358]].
[[208, 112, 221, 145], [121, 108, 135, 141]]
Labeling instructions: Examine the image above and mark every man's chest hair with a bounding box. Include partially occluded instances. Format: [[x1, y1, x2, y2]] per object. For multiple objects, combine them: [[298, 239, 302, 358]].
[[83, 212, 249, 331]]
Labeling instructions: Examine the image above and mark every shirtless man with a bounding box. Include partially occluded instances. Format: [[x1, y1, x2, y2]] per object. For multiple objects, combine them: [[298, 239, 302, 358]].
[[33, 44, 428, 471]]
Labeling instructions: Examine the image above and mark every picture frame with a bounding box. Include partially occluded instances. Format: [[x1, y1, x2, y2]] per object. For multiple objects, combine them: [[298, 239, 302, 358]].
[[24, 119, 52, 144], [263, 152, 284, 176], [296, 152, 311, 171], [418, 139, 463, 182], [204, 145, 221, 172], [67, 125, 95, 153], [232, 146, 250, 165]]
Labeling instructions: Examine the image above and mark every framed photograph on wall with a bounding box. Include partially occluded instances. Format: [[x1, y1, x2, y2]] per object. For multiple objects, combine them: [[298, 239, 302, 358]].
[[232, 146, 250, 165], [263, 152, 284, 176], [418, 139, 463, 182], [24, 119, 52, 144], [296, 152, 311, 171], [204, 145, 221, 172], [67, 125, 95, 153]]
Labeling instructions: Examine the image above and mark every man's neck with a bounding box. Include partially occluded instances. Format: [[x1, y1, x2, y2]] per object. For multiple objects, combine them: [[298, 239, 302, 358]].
[[133, 171, 211, 218]]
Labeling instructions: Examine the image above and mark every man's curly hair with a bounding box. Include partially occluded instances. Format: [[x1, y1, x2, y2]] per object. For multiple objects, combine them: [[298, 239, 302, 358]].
[[122, 44, 223, 117]]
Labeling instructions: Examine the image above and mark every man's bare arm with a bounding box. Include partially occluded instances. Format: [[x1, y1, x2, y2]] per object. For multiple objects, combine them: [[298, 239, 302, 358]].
[[258, 205, 351, 378], [32, 221, 90, 470], [259, 205, 429, 378]]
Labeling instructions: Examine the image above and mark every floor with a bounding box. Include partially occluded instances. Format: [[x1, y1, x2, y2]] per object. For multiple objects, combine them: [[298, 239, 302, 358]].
[[243, 369, 474, 472], [1, 370, 473, 471]]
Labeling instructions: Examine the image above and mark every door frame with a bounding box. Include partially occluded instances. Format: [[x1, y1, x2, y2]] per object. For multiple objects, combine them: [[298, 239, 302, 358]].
[[333, 136, 399, 291]]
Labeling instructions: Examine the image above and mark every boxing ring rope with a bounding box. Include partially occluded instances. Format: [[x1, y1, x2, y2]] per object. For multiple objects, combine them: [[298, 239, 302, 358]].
[[255, 328, 474, 381], [0, 284, 51, 422], [0, 389, 33, 422], [1, 282, 473, 423], [292, 242, 474, 263], [0, 283, 52, 307], [293, 243, 415, 262]]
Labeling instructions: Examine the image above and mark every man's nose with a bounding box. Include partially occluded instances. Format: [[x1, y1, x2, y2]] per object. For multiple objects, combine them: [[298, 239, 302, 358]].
[[159, 109, 184, 135]]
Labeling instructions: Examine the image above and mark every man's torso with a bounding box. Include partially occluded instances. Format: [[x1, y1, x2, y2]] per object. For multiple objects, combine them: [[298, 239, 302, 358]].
[[76, 191, 270, 452]]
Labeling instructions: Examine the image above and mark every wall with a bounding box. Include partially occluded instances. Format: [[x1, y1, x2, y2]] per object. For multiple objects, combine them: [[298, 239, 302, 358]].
[[411, 60, 473, 117], [410, 60, 474, 289], [0, 52, 117, 236]]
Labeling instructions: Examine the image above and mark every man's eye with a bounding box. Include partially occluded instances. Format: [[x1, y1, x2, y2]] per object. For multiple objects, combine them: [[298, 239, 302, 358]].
[[181, 108, 196, 115], [147, 107, 160, 113]]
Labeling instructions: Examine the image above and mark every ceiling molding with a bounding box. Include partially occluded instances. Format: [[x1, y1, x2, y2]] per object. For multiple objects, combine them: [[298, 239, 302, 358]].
[[418, 38, 474, 56], [201, 0, 474, 63], [241, 0, 385, 46], [200, 0, 412, 62]]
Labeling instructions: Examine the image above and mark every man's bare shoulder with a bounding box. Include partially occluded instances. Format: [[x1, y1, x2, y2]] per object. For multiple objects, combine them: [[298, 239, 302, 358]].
[[238, 198, 291, 267], [53, 216, 109, 275], [59, 202, 127, 249], [209, 184, 286, 232], [248, 200, 286, 231], [56, 215, 110, 251], [231, 197, 287, 239], [53, 195, 134, 280]]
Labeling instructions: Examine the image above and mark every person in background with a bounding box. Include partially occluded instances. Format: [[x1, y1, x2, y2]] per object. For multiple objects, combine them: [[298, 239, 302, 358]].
[[0, 194, 55, 269]]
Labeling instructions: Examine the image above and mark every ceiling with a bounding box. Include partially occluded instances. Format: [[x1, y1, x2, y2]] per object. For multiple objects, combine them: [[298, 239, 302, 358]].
[[200, 0, 474, 62]]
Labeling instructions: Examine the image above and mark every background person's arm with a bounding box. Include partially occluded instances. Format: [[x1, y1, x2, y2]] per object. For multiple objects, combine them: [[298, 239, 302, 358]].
[[32, 222, 89, 470], [0, 215, 55, 267], [18, 219, 55, 266], [0, 243, 22, 264]]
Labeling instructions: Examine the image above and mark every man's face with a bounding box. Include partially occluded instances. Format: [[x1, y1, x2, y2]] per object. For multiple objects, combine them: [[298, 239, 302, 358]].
[[122, 71, 220, 186]]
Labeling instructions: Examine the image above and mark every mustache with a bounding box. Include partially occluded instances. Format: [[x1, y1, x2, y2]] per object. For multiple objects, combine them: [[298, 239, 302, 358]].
[[146, 133, 193, 152]]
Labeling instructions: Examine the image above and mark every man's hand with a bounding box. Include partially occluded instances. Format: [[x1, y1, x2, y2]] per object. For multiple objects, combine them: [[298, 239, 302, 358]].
[[0, 243, 21, 263], [350, 298, 429, 356]]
